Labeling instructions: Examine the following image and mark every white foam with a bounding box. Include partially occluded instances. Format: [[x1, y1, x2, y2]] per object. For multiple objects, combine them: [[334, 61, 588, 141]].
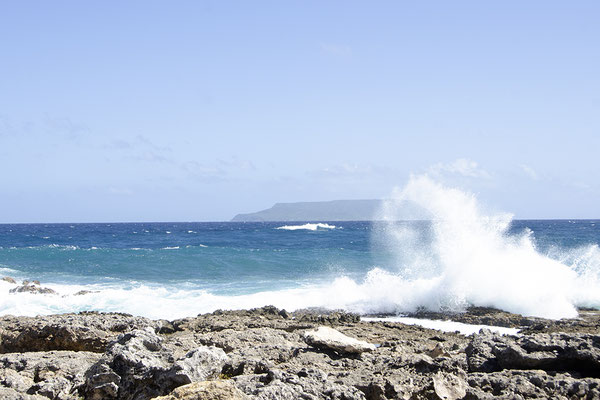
[[1, 176, 598, 320], [276, 223, 336, 231], [47, 244, 79, 250], [162, 246, 179, 250], [362, 316, 520, 336], [366, 175, 600, 319]]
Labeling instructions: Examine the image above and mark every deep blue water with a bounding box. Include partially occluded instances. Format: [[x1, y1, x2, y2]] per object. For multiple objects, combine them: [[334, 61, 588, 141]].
[[1, 220, 599, 319]]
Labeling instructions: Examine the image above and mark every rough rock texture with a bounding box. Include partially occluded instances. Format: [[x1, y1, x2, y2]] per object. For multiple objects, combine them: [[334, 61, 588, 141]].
[[0, 312, 157, 353], [303, 326, 376, 354], [466, 329, 600, 375], [83, 327, 228, 400], [1, 306, 599, 399], [152, 380, 248, 400], [0, 350, 101, 400]]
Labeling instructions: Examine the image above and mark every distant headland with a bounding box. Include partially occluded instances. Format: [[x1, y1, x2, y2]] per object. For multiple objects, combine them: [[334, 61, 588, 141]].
[[231, 199, 384, 222]]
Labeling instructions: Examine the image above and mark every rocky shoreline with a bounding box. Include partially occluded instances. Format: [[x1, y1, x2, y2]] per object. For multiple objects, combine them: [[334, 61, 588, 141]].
[[0, 305, 599, 400]]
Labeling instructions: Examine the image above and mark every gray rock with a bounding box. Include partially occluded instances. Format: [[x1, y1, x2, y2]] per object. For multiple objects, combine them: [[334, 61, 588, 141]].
[[151, 380, 248, 400], [432, 371, 467, 400], [303, 326, 376, 354], [466, 331, 600, 375], [9, 282, 57, 295], [1, 276, 16, 284], [0, 312, 156, 353], [169, 347, 229, 385], [0, 350, 100, 400], [466, 370, 600, 399], [0, 387, 47, 400], [0, 369, 34, 392], [84, 328, 229, 400]]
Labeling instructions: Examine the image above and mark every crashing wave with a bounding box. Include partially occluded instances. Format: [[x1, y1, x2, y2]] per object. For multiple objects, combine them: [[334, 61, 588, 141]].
[[276, 223, 336, 231]]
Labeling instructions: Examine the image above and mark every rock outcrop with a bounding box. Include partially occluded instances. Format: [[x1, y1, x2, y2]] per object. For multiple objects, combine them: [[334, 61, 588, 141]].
[[83, 328, 228, 400], [9, 281, 57, 295], [152, 381, 248, 400], [1, 276, 17, 284], [0, 312, 156, 353], [303, 326, 376, 354], [0, 306, 599, 399]]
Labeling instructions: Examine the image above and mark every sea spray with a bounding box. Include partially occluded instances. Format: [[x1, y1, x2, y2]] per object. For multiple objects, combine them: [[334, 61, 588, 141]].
[[366, 175, 600, 319], [1, 186, 599, 319]]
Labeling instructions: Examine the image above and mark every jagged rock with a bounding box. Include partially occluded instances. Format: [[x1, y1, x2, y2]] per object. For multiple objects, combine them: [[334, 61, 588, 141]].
[[151, 380, 248, 399], [9, 282, 57, 295], [466, 330, 600, 376], [303, 326, 376, 354], [0, 313, 156, 353], [0, 369, 34, 392], [466, 370, 600, 399], [73, 290, 99, 296], [83, 328, 229, 400], [1, 276, 16, 284], [0, 350, 100, 400], [0, 387, 48, 399], [432, 372, 467, 400], [294, 308, 361, 324], [1, 307, 600, 400]]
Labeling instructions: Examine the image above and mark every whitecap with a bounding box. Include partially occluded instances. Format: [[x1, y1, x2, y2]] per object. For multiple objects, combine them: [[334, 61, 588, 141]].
[[276, 223, 336, 231]]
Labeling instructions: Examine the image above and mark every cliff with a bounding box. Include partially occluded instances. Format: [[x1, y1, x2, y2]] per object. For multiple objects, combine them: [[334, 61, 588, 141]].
[[231, 199, 384, 222]]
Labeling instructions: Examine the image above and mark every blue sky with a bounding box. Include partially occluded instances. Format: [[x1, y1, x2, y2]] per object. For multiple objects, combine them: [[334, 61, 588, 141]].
[[1, 1, 599, 222]]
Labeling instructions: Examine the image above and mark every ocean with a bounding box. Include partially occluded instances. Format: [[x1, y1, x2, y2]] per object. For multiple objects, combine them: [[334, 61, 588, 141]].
[[1, 178, 600, 320]]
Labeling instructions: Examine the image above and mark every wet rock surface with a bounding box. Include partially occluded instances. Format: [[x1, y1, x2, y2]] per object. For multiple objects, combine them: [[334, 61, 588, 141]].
[[8, 281, 57, 295], [0, 306, 598, 399]]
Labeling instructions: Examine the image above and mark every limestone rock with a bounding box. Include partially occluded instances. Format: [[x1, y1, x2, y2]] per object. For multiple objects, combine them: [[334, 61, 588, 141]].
[[466, 330, 600, 375], [1, 276, 16, 284], [0, 387, 47, 399], [432, 372, 467, 400], [151, 380, 248, 400], [9, 281, 57, 295], [303, 326, 376, 354], [84, 328, 229, 400], [0, 350, 100, 400], [0, 312, 156, 353]]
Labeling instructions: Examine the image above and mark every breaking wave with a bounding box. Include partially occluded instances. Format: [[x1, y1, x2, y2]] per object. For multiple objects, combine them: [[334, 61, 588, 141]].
[[1, 176, 599, 320], [276, 223, 336, 231]]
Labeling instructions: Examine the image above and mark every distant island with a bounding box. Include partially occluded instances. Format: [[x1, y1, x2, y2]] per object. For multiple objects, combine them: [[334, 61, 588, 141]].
[[231, 199, 384, 222]]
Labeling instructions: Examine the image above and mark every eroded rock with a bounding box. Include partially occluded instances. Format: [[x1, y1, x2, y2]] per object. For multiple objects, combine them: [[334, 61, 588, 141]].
[[0, 313, 156, 353], [466, 330, 600, 376], [9, 282, 57, 295], [303, 326, 376, 354], [151, 380, 248, 400], [83, 328, 228, 400]]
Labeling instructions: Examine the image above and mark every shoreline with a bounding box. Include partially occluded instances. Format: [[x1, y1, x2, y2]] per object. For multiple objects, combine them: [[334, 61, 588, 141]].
[[1, 306, 599, 399]]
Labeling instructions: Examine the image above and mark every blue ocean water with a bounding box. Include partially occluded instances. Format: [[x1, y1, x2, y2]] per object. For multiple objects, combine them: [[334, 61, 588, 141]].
[[1, 219, 599, 319]]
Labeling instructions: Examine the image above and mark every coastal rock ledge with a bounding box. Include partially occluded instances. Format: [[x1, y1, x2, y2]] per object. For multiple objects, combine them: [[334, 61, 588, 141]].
[[0, 307, 599, 399]]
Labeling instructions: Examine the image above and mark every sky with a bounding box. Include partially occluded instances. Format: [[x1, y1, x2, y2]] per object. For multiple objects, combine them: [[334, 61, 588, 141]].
[[1, 1, 599, 222]]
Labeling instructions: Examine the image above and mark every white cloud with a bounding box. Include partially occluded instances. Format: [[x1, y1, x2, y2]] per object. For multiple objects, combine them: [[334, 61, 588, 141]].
[[310, 163, 393, 179], [519, 164, 539, 180], [428, 158, 490, 179]]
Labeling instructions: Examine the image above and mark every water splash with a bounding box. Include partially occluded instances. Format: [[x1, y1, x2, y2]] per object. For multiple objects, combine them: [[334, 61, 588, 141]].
[[365, 175, 600, 319]]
